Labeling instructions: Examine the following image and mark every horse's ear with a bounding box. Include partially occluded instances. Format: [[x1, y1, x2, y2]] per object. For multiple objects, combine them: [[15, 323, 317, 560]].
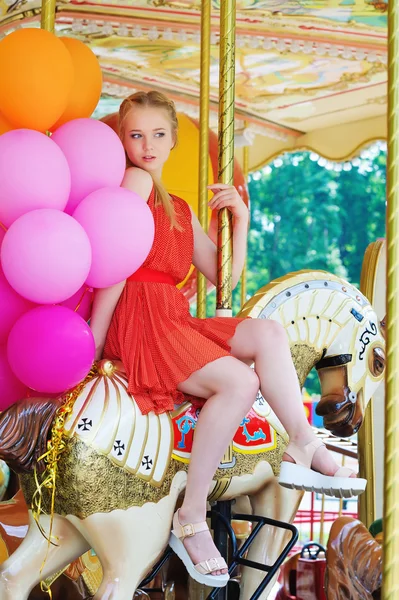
[[380, 316, 386, 339]]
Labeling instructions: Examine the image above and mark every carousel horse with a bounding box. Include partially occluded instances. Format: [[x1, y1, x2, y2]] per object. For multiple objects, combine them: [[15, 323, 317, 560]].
[[325, 517, 382, 599], [0, 271, 385, 600]]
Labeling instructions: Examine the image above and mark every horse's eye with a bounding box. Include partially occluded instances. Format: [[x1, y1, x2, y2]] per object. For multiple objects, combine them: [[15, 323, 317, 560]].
[[369, 347, 385, 377]]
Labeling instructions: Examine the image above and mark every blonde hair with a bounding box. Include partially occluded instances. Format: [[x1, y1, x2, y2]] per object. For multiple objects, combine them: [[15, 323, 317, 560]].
[[119, 90, 181, 229]]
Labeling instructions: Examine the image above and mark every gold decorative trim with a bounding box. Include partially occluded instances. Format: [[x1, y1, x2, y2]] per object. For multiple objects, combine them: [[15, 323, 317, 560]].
[[251, 137, 387, 174], [358, 241, 385, 527]]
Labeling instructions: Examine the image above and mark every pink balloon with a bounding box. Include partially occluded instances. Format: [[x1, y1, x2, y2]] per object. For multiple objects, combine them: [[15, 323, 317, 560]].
[[52, 119, 126, 214], [7, 305, 95, 394], [0, 267, 35, 344], [73, 187, 155, 288], [0, 345, 27, 411], [0, 129, 71, 228], [60, 285, 93, 321], [1, 209, 92, 304]]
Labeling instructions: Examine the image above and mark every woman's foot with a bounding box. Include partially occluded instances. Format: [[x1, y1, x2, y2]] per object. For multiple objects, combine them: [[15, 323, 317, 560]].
[[177, 508, 228, 576], [283, 434, 356, 478], [279, 434, 366, 497]]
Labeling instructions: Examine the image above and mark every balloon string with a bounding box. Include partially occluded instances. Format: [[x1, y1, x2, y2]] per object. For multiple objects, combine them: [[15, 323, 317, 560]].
[[0, 221, 7, 232], [74, 286, 92, 313]]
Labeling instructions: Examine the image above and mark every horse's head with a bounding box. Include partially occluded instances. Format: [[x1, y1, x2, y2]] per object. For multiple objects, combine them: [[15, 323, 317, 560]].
[[315, 306, 385, 437]]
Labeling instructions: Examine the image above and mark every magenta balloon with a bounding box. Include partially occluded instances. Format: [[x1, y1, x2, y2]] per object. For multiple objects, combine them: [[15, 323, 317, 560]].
[[0, 345, 27, 411], [7, 305, 95, 394], [73, 187, 155, 288], [0, 129, 71, 228], [0, 267, 35, 344], [52, 119, 126, 215], [1, 209, 92, 304], [60, 285, 93, 321]]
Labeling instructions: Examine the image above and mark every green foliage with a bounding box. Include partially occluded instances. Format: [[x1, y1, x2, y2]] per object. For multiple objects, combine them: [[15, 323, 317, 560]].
[[244, 147, 386, 300]]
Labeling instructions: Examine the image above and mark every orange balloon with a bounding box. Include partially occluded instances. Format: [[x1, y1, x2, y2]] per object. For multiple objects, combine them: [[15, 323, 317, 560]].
[[53, 38, 103, 128], [0, 29, 73, 131], [0, 112, 13, 136]]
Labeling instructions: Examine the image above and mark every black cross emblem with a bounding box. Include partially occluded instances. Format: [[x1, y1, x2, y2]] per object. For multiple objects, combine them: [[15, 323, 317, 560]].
[[78, 418, 92, 431], [114, 440, 125, 457], [142, 455, 153, 470]]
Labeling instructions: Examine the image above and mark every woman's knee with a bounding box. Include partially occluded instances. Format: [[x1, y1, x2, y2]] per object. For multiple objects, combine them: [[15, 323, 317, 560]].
[[219, 360, 259, 399], [252, 319, 288, 350]]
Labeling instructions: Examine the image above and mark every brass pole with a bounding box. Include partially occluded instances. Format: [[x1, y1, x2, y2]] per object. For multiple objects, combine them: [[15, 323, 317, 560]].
[[240, 124, 249, 309], [216, 0, 236, 315], [382, 4, 399, 598], [319, 494, 325, 545], [358, 242, 382, 528], [338, 455, 345, 518], [196, 0, 211, 319], [41, 0, 56, 32]]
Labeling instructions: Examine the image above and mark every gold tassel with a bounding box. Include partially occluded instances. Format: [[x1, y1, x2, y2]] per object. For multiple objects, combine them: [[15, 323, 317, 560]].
[[31, 365, 97, 595]]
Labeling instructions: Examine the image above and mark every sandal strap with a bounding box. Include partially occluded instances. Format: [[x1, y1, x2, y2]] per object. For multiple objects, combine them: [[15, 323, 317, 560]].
[[284, 438, 325, 469], [334, 466, 355, 478], [195, 557, 228, 575], [172, 509, 209, 540]]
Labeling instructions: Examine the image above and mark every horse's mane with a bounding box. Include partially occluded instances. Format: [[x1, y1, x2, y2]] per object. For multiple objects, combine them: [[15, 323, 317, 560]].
[[0, 398, 62, 473]]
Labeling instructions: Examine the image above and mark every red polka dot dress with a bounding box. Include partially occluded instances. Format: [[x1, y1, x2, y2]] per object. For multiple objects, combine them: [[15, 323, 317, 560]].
[[103, 187, 244, 415]]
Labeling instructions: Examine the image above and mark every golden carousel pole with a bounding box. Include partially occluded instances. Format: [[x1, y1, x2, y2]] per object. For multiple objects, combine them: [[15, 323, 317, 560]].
[[382, 3, 399, 599], [213, 1, 236, 585], [240, 124, 249, 309], [196, 0, 211, 319], [41, 0, 56, 32], [358, 246, 378, 528], [216, 0, 236, 317]]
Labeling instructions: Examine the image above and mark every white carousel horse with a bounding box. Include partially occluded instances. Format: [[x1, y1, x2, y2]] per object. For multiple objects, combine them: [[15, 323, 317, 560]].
[[0, 270, 385, 600]]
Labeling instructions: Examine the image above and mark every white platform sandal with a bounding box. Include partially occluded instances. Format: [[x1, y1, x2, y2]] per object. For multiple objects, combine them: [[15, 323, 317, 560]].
[[169, 509, 229, 587], [278, 438, 367, 498]]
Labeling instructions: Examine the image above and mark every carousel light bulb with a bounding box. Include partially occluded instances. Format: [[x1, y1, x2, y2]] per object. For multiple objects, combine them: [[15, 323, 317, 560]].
[[263, 38, 273, 50], [148, 27, 159, 41], [163, 28, 174, 41], [315, 45, 327, 56], [328, 46, 340, 57], [302, 42, 314, 54], [102, 23, 114, 36], [72, 19, 83, 33], [132, 25, 143, 38], [342, 48, 353, 59], [117, 25, 129, 37]]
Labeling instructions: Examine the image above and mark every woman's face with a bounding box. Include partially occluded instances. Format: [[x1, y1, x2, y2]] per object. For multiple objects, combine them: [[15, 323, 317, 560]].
[[122, 105, 175, 177]]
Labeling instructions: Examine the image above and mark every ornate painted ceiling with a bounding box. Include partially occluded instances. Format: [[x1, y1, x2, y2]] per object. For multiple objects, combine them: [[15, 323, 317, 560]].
[[0, 0, 388, 170]]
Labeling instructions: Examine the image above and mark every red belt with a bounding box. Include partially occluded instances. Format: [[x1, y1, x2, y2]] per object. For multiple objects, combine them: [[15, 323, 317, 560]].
[[127, 267, 176, 285]]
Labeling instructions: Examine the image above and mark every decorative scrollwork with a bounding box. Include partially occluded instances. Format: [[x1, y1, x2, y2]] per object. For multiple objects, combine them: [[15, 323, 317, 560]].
[[359, 321, 378, 360]]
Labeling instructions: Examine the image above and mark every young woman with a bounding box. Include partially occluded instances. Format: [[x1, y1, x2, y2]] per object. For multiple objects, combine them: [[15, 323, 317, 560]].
[[90, 91, 365, 588]]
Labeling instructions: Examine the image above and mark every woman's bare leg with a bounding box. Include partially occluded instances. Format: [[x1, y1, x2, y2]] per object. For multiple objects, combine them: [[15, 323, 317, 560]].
[[229, 319, 351, 476], [176, 355, 259, 575]]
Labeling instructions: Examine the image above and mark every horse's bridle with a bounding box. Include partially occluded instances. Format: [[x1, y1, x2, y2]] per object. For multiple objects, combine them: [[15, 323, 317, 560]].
[[315, 353, 353, 371]]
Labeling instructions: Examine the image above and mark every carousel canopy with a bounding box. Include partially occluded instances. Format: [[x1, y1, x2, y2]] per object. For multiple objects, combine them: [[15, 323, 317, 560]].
[[0, 0, 387, 170]]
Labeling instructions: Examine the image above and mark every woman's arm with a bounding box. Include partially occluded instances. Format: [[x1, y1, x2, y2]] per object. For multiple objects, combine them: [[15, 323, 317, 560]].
[[90, 167, 154, 359], [90, 282, 126, 359], [191, 184, 249, 289]]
